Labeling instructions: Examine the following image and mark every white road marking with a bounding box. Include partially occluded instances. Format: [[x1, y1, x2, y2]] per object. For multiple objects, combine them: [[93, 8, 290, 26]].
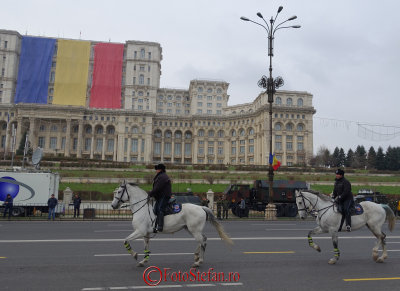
[[264, 229, 312, 231], [386, 250, 400, 252], [82, 283, 243, 290], [1, 236, 400, 243], [95, 252, 193, 257], [94, 229, 133, 232], [252, 223, 296, 226]]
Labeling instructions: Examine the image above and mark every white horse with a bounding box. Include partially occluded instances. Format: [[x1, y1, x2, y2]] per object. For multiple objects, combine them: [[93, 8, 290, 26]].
[[111, 181, 233, 268], [295, 190, 395, 265]]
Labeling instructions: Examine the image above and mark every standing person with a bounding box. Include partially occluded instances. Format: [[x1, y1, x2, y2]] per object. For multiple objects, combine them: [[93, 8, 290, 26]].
[[73, 194, 82, 218], [148, 164, 171, 233], [332, 169, 354, 232], [47, 194, 58, 221], [222, 197, 230, 219], [239, 197, 246, 218], [216, 197, 222, 220], [3, 194, 13, 219]]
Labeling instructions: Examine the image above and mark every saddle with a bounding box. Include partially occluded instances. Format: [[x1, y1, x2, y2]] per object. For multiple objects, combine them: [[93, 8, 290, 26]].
[[337, 203, 364, 216], [153, 198, 182, 216]]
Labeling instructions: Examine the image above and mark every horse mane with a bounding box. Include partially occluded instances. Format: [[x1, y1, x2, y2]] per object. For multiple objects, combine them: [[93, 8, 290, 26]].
[[302, 189, 332, 202], [128, 182, 138, 186]]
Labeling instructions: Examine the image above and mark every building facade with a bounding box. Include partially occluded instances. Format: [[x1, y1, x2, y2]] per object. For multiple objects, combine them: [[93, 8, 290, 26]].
[[0, 29, 315, 166]]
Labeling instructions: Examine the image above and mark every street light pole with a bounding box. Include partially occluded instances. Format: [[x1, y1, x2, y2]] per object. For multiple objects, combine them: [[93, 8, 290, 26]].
[[241, 7, 300, 219]]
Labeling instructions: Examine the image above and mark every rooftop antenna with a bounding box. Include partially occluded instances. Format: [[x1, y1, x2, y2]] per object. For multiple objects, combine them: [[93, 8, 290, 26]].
[[32, 147, 43, 170]]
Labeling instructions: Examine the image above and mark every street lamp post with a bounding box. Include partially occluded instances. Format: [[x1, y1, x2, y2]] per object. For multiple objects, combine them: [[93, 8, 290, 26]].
[[241, 7, 300, 219]]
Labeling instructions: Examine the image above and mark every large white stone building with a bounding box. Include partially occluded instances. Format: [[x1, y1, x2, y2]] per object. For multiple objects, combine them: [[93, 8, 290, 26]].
[[0, 29, 315, 166]]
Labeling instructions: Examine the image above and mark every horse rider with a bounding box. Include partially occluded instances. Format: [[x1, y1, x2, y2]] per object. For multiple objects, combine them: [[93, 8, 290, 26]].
[[332, 168, 354, 232], [149, 163, 172, 233]]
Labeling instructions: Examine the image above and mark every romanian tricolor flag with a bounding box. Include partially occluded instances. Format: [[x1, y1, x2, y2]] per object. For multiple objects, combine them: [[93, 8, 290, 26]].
[[269, 153, 281, 171]]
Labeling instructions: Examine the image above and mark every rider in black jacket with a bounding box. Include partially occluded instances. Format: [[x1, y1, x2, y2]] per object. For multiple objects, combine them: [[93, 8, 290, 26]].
[[148, 164, 172, 233], [332, 169, 354, 232]]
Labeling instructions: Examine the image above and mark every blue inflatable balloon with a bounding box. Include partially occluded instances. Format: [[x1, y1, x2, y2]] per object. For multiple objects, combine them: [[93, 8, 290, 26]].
[[0, 176, 20, 201]]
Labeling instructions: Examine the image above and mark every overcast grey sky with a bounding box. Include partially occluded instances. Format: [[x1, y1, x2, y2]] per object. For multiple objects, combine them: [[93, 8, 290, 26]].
[[3, 0, 400, 154]]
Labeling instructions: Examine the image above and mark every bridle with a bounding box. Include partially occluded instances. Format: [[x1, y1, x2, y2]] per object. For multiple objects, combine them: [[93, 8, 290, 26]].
[[296, 191, 335, 219], [114, 184, 149, 215]]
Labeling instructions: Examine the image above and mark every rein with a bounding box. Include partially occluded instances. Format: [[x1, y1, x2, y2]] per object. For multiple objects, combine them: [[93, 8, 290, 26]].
[[116, 184, 156, 225], [297, 191, 335, 219]]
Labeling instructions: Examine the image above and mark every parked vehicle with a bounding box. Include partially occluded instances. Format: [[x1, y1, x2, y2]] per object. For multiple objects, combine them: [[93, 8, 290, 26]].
[[171, 191, 202, 206], [0, 170, 60, 216], [224, 180, 309, 217], [354, 189, 388, 204]]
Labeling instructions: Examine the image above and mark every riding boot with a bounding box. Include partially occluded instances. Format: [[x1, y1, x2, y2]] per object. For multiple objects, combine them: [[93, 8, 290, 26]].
[[345, 213, 352, 232], [156, 212, 165, 232], [338, 214, 345, 232]]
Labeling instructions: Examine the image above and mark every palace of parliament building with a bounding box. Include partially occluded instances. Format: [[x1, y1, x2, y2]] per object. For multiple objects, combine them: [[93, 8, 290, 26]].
[[0, 29, 315, 166]]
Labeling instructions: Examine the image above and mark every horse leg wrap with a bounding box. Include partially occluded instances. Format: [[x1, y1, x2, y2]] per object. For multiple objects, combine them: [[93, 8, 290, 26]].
[[308, 237, 314, 247], [144, 250, 150, 260], [124, 241, 132, 254], [334, 248, 340, 258]]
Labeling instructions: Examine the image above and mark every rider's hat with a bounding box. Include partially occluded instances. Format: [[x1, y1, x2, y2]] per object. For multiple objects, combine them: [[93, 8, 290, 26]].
[[154, 163, 166, 171], [335, 168, 345, 176]]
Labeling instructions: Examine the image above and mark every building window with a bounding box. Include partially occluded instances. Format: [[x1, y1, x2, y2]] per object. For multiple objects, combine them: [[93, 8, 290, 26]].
[[174, 143, 181, 155], [49, 137, 57, 149], [249, 145, 254, 153], [107, 139, 114, 152], [38, 137, 45, 148], [218, 147, 223, 155], [297, 124, 304, 131], [198, 147, 204, 154], [131, 139, 138, 153], [275, 142, 282, 150], [207, 103, 212, 107], [231, 130, 236, 137], [231, 147, 236, 155], [184, 143, 191, 155], [61, 137, 66, 150], [85, 138, 91, 151], [139, 75, 144, 85], [141, 139, 145, 153], [286, 123, 293, 131], [154, 142, 161, 155], [276, 97, 282, 105], [140, 49, 145, 59], [297, 98, 303, 106], [286, 142, 293, 150], [287, 98, 293, 106], [274, 123, 282, 131], [96, 139, 103, 152]]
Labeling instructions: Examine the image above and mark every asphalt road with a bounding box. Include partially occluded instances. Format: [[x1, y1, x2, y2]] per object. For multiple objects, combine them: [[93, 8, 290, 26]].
[[1, 219, 400, 291]]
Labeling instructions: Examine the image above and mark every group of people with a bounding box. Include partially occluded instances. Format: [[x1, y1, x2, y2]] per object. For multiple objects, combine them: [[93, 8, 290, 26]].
[[216, 196, 230, 220], [2, 193, 81, 220]]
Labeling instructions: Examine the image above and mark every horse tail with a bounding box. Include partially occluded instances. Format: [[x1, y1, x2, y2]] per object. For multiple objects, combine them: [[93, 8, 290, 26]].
[[382, 204, 396, 232], [202, 206, 234, 246]]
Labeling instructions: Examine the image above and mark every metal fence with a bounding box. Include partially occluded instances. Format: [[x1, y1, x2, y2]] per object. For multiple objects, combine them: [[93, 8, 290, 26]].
[[1, 202, 291, 220]]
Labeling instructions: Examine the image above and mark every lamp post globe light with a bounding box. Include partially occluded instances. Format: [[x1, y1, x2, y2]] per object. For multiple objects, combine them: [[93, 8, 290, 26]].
[[241, 7, 300, 219]]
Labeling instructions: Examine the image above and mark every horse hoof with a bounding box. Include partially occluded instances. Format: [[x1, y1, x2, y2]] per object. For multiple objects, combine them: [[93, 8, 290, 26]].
[[372, 254, 378, 262], [191, 263, 200, 268], [328, 259, 337, 265], [132, 253, 138, 260], [376, 257, 384, 263], [316, 246, 321, 252]]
